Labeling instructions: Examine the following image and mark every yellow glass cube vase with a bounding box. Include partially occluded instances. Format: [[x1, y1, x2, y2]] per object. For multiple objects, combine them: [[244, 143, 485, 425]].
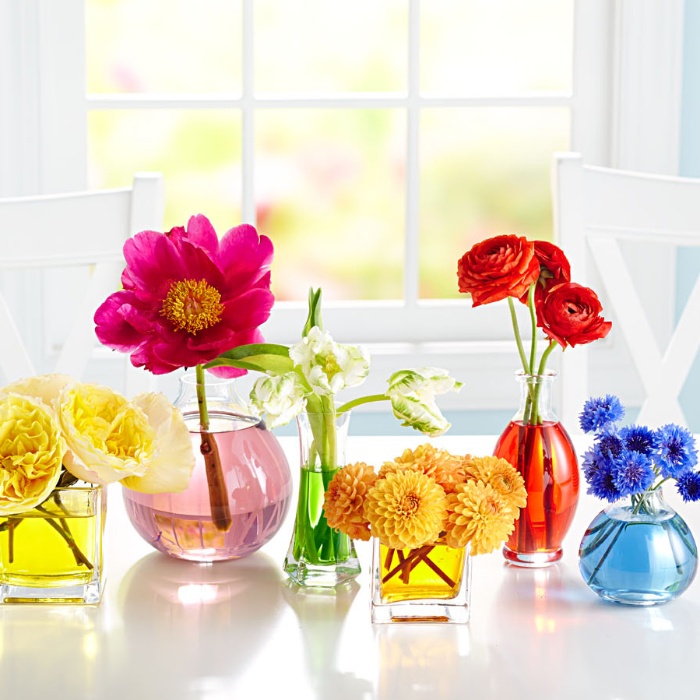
[[370, 537, 471, 623], [0, 485, 105, 604]]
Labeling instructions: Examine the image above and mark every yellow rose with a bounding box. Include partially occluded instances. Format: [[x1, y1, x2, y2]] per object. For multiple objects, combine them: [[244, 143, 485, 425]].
[[60, 383, 194, 492], [0, 393, 66, 516]]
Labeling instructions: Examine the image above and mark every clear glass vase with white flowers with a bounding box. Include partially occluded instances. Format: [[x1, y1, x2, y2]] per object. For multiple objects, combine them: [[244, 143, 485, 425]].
[[206, 289, 463, 588]]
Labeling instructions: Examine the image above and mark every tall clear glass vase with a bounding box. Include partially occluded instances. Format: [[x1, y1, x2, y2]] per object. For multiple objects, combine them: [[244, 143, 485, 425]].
[[284, 409, 361, 588], [494, 370, 579, 567]]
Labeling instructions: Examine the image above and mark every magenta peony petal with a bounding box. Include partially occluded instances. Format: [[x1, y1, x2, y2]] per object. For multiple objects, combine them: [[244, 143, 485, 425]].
[[98, 217, 275, 375], [218, 226, 274, 294], [122, 231, 187, 296], [220, 287, 275, 331], [185, 214, 220, 257], [94, 291, 144, 351]]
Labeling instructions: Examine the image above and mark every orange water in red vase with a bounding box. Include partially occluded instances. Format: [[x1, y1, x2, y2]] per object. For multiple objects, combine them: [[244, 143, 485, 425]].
[[494, 420, 579, 566]]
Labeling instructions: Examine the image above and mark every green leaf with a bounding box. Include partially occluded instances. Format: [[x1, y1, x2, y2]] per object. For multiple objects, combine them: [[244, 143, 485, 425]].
[[204, 343, 294, 374], [302, 287, 323, 337]]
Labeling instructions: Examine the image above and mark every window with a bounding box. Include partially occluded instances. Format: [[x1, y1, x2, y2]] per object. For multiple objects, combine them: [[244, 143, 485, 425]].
[[11, 0, 684, 427]]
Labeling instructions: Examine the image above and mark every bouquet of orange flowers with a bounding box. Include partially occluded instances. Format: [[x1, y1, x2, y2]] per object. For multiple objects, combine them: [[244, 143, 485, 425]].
[[323, 444, 527, 586]]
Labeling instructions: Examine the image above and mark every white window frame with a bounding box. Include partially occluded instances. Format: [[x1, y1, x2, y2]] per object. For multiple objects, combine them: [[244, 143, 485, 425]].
[[0, 0, 685, 414]]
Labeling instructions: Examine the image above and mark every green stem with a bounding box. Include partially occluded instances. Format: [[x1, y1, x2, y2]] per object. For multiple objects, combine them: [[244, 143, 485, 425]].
[[528, 341, 558, 425], [337, 394, 387, 413], [195, 364, 209, 430], [527, 283, 538, 375], [508, 297, 530, 374]]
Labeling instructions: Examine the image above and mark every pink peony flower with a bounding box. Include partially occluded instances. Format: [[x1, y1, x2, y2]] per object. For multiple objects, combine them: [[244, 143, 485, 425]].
[[94, 215, 274, 377]]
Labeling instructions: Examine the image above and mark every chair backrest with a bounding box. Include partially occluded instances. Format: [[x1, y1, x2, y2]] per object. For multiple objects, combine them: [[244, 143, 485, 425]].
[[0, 173, 164, 396], [552, 152, 700, 430]]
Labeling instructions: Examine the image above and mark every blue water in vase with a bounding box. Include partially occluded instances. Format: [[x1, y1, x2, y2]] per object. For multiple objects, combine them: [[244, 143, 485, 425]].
[[579, 507, 698, 605]]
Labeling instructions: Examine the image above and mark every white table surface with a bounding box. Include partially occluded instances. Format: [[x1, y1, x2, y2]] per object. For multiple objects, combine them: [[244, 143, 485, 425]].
[[3, 434, 700, 700]]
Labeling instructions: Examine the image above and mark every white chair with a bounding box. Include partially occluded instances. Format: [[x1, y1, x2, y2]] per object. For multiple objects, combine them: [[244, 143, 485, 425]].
[[552, 152, 700, 430], [0, 173, 164, 396]]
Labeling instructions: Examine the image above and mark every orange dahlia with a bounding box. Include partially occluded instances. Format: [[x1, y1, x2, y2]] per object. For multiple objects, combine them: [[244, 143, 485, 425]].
[[379, 443, 466, 493], [323, 462, 378, 541], [378, 443, 441, 478], [484, 459, 527, 512], [364, 470, 447, 549], [444, 480, 516, 555]]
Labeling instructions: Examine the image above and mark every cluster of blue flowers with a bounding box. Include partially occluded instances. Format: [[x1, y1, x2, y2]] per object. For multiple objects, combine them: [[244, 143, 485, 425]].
[[579, 395, 700, 503]]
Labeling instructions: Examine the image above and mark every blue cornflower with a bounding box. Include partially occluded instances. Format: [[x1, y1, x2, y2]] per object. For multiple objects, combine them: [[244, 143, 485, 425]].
[[611, 449, 655, 497], [581, 447, 604, 485], [655, 424, 698, 478], [676, 471, 700, 502], [587, 463, 622, 502], [579, 395, 625, 434], [619, 425, 656, 456], [596, 432, 625, 464]]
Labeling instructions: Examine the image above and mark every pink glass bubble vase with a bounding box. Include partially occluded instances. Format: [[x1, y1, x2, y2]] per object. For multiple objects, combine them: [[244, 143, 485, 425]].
[[122, 372, 293, 562]]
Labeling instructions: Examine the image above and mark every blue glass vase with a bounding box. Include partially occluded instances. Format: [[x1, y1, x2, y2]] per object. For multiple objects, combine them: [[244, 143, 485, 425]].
[[578, 489, 698, 606]]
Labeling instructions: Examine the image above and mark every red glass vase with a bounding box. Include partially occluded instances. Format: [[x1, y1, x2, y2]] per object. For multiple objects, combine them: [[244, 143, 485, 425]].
[[493, 371, 579, 567]]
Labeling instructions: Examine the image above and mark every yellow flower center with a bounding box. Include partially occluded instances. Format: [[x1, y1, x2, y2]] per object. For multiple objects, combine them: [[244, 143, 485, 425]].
[[398, 493, 420, 518], [161, 279, 224, 335], [320, 353, 342, 379]]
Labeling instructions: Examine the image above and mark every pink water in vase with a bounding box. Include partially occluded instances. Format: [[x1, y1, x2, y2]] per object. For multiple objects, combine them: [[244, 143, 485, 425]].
[[122, 374, 293, 563]]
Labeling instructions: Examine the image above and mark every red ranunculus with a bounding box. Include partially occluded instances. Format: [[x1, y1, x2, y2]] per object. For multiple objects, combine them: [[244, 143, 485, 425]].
[[457, 234, 540, 307], [518, 240, 571, 304], [94, 214, 274, 376], [536, 282, 612, 348]]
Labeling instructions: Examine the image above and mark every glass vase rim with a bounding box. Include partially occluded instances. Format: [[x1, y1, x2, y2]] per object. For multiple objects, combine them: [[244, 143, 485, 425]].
[[48, 483, 103, 493], [375, 536, 470, 554], [514, 369, 558, 380], [604, 488, 674, 517], [297, 404, 352, 417]]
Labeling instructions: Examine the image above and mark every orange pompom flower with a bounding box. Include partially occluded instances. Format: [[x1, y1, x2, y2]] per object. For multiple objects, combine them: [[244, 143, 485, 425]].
[[444, 480, 516, 555], [364, 470, 447, 550], [323, 462, 378, 541], [463, 455, 527, 512]]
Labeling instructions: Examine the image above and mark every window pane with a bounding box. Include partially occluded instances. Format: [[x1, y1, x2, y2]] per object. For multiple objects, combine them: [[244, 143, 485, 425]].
[[419, 107, 570, 299], [421, 0, 573, 95], [255, 0, 407, 93], [86, 0, 242, 94], [88, 110, 242, 231], [256, 110, 405, 301]]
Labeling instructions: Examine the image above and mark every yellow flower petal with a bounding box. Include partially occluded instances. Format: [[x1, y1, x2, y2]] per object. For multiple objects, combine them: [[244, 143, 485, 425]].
[[120, 393, 195, 493], [365, 470, 447, 549], [0, 393, 65, 515]]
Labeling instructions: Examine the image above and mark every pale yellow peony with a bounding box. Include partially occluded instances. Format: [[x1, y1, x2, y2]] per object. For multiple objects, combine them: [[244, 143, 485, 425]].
[[120, 392, 196, 493], [0, 393, 66, 516], [59, 384, 194, 492]]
